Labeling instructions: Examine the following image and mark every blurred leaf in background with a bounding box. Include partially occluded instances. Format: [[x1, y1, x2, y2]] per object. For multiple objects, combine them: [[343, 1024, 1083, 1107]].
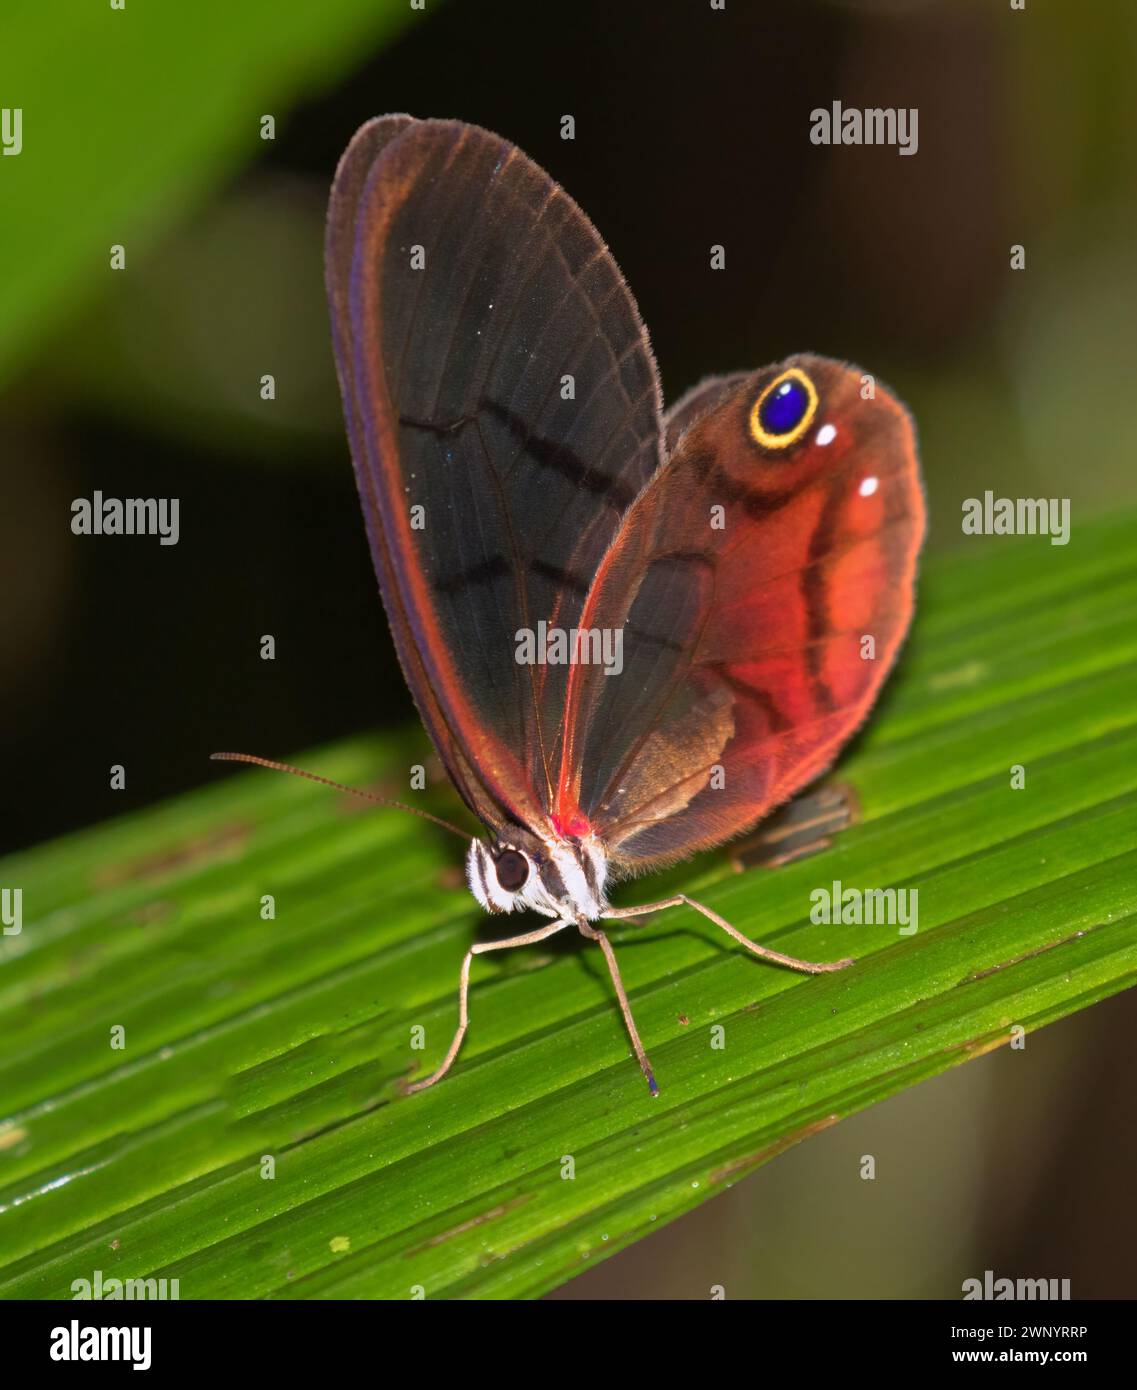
[[0, 0, 416, 392], [52, 174, 343, 462]]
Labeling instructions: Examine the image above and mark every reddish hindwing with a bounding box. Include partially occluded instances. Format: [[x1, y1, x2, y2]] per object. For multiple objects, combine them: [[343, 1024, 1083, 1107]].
[[662, 371, 749, 455], [555, 354, 925, 871]]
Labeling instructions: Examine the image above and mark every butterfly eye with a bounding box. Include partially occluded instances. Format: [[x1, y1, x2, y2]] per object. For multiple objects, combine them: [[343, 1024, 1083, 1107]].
[[494, 849, 530, 893], [749, 368, 819, 450]]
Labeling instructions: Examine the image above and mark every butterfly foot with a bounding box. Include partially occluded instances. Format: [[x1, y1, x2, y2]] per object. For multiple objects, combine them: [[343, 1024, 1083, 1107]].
[[397, 1065, 448, 1096]]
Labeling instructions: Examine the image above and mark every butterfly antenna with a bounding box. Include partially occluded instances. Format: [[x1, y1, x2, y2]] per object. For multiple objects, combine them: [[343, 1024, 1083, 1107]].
[[210, 751, 471, 841]]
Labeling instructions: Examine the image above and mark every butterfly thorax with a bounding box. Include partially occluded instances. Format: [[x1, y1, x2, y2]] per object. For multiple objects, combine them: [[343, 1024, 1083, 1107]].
[[466, 828, 608, 921]]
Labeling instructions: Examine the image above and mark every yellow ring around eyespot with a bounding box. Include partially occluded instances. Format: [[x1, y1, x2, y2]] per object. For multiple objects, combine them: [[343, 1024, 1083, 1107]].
[[748, 367, 819, 450]]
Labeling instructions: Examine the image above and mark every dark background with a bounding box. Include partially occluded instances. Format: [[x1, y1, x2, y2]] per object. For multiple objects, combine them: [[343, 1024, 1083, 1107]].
[[2, 0, 1135, 1297]]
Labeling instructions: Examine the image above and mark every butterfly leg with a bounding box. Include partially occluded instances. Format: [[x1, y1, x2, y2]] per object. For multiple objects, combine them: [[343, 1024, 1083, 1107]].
[[577, 921, 659, 1098], [729, 784, 860, 872], [402, 917, 571, 1094], [605, 896, 854, 974]]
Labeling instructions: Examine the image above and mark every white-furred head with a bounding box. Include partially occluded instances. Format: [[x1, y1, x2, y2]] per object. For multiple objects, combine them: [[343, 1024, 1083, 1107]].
[[466, 829, 608, 921]]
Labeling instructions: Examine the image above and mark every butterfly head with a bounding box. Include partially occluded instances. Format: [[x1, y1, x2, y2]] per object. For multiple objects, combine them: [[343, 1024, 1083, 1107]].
[[466, 829, 609, 921]]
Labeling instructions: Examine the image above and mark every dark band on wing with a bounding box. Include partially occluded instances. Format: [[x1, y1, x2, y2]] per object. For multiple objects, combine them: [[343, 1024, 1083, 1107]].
[[400, 401, 638, 507], [531, 558, 590, 595], [687, 447, 805, 519], [434, 553, 595, 599], [481, 399, 639, 508], [708, 663, 792, 733], [398, 411, 477, 437], [624, 623, 684, 653], [433, 554, 512, 596]]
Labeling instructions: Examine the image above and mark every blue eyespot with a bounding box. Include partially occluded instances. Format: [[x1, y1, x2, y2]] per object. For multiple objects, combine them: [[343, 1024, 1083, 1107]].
[[749, 368, 819, 449], [760, 378, 809, 435]]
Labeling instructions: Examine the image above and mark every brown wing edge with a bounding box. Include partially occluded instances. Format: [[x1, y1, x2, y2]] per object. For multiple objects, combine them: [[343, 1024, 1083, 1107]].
[[325, 115, 516, 834]]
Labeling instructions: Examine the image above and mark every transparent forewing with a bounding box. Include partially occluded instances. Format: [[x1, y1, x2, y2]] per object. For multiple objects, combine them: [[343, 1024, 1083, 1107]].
[[326, 117, 663, 832]]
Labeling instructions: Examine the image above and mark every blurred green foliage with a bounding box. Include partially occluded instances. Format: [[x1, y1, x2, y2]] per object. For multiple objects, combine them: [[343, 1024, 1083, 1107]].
[[0, 0, 414, 390]]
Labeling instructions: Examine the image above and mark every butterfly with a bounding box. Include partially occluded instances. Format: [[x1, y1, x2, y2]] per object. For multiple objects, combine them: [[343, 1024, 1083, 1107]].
[[220, 115, 924, 1099]]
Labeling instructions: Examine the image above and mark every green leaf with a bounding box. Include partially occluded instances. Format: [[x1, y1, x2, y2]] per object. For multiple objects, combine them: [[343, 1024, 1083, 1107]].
[[0, 0, 415, 388], [1, 511, 1135, 1298]]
